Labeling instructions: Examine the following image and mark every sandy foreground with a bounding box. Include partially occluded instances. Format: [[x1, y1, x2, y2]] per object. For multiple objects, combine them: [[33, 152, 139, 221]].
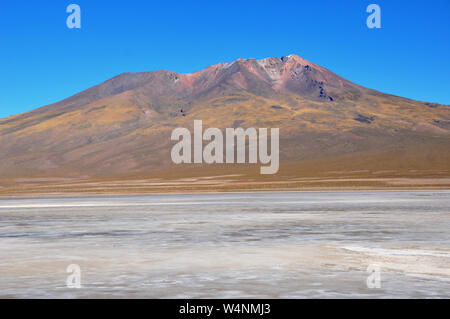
[[0, 174, 449, 197]]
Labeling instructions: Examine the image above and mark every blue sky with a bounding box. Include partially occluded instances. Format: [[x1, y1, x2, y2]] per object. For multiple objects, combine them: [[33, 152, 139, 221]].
[[0, 0, 449, 118]]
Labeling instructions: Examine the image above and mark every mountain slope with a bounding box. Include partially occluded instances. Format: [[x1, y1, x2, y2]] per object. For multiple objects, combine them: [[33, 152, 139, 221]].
[[0, 54, 449, 189]]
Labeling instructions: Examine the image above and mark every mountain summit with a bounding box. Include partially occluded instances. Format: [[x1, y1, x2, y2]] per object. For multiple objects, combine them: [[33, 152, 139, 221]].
[[0, 54, 449, 189]]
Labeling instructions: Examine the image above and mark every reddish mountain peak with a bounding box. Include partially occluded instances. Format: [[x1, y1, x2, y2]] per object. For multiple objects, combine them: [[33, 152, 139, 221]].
[[197, 54, 356, 100], [280, 54, 313, 65], [25, 54, 363, 118]]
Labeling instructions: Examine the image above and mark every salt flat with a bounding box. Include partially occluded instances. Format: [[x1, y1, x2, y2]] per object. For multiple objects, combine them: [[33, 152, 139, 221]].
[[0, 191, 449, 298]]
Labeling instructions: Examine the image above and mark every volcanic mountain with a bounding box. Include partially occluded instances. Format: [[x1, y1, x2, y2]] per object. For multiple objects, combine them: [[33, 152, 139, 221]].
[[0, 54, 449, 194]]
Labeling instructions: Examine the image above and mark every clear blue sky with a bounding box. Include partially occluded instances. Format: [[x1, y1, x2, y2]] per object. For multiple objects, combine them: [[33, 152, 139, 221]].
[[1, 0, 449, 118]]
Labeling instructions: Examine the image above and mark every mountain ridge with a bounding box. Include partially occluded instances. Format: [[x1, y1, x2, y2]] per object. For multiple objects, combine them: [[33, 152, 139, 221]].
[[0, 54, 449, 191]]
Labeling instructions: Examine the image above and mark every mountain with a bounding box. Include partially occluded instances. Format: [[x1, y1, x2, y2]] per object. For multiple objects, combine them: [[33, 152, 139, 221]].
[[0, 54, 449, 194]]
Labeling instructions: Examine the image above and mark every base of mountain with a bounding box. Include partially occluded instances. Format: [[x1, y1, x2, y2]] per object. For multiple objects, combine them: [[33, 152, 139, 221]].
[[1, 162, 448, 197]]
